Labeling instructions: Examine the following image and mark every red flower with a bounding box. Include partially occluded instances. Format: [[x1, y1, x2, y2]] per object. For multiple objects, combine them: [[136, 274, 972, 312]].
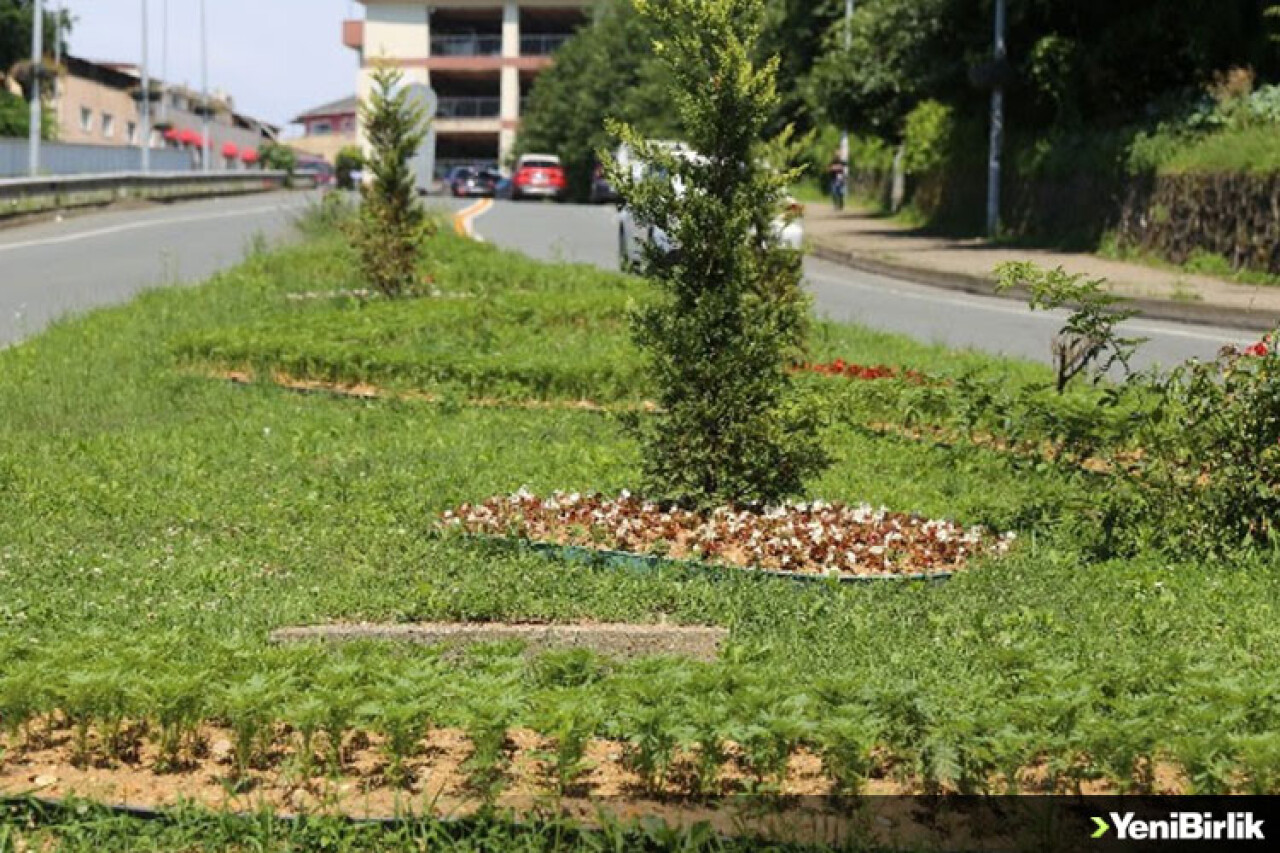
[[1246, 341, 1270, 357]]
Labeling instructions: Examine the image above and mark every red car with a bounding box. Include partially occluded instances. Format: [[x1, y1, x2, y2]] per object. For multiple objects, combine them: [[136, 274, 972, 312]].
[[511, 154, 567, 201]]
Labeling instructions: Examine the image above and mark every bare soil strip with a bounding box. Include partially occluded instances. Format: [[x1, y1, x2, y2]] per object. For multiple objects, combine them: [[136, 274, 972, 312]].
[[210, 369, 658, 412], [269, 622, 727, 662], [0, 721, 1188, 848]]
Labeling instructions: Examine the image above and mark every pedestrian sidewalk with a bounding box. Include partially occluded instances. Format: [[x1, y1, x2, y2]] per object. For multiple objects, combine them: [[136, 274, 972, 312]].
[[805, 204, 1280, 331]]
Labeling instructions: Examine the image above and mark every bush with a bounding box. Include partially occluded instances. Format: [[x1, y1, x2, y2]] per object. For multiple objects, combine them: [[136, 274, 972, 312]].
[[901, 99, 955, 175], [350, 65, 433, 298], [1132, 334, 1280, 554], [335, 145, 364, 190], [607, 0, 828, 507], [257, 142, 296, 174]]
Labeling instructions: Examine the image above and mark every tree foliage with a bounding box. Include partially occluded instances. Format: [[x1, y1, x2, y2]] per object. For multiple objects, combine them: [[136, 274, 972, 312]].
[[1, 0, 69, 78], [350, 65, 432, 298], [805, 0, 1280, 144], [516, 0, 677, 201], [608, 0, 827, 507]]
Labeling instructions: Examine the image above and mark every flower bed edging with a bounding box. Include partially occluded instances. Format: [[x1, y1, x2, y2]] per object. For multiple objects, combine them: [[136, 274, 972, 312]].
[[461, 533, 956, 585]]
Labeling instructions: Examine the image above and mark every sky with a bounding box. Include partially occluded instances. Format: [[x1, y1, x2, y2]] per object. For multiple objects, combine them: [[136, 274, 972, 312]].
[[59, 0, 361, 134]]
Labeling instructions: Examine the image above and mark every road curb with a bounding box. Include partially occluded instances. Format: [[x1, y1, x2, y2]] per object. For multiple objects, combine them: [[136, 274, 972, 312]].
[[808, 239, 1280, 333]]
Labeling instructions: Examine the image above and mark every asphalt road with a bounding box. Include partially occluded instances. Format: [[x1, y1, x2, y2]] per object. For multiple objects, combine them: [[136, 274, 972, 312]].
[[456, 197, 1250, 370], [0, 191, 315, 348], [1, 191, 1249, 369]]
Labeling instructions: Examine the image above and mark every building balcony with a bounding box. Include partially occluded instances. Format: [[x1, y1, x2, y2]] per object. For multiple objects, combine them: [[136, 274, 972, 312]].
[[520, 33, 573, 56], [436, 96, 501, 120], [431, 34, 503, 57], [342, 19, 363, 51]]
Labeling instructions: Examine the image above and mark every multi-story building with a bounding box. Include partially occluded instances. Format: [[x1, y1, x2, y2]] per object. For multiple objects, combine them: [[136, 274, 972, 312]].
[[343, 0, 594, 172], [50, 57, 277, 169], [289, 96, 359, 163]]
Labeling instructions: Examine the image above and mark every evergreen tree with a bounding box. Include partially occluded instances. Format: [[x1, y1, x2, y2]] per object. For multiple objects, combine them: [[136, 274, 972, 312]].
[[609, 0, 827, 507], [351, 65, 431, 298]]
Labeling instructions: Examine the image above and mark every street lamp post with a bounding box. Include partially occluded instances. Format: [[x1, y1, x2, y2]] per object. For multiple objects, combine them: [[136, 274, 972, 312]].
[[28, 0, 44, 176], [986, 0, 1007, 238], [839, 0, 854, 164], [140, 0, 151, 173], [200, 0, 210, 172]]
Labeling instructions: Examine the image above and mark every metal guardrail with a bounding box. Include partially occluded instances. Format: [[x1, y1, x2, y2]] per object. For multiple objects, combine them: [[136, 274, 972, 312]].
[[0, 170, 290, 219], [520, 33, 572, 55], [431, 34, 503, 56], [436, 97, 502, 119]]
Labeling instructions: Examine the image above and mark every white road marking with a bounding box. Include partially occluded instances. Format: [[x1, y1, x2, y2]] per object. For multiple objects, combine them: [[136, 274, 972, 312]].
[[0, 200, 303, 254]]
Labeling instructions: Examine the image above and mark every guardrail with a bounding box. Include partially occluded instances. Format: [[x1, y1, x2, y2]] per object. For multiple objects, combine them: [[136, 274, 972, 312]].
[[436, 97, 502, 119], [0, 170, 291, 220]]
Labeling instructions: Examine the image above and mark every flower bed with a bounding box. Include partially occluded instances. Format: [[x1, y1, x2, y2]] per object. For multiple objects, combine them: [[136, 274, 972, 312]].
[[441, 491, 1014, 578], [793, 359, 929, 384]]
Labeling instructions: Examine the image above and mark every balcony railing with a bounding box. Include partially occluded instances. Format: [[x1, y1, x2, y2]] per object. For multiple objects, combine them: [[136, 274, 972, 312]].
[[436, 97, 502, 119], [430, 34, 503, 57], [520, 33, 573, 56]]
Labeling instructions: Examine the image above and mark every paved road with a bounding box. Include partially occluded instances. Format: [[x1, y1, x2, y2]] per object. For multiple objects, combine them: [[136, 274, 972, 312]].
[[0, 191, 315, 347], [459, 198, 1249, 369], [1, 192, 1249, 369]]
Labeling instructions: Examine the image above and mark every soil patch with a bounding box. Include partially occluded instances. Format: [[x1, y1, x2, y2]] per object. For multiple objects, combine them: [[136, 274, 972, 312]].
[[269, 621, 728, 662], [211, 369, 657, 413]]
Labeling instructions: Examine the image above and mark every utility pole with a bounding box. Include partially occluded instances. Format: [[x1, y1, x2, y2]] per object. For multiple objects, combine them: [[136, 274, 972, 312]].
[[140, 0, 151, 173], [986, 0, 1006, 238], [200, 0, 210, 171], [839, 0, 854, 164], [28, 0, 44, 176]]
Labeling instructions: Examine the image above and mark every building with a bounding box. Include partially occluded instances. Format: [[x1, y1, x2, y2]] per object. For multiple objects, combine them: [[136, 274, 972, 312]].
[[289, 96, 358, 163], [49, 56, 278, 169], [344, 0, 595, 172]]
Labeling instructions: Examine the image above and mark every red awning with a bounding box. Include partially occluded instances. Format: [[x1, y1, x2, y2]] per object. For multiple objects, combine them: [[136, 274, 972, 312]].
[[240, 148, 259, 163], [221, 142, 239, 158]]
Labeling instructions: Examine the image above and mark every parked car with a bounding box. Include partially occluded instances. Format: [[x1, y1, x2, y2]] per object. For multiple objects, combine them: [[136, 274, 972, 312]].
[[510, 154, 567, 201], [447, 166, 498, 198], [294, 158, 336, 188], [589, 163, 619, 204], [616, 142, 803, 272]]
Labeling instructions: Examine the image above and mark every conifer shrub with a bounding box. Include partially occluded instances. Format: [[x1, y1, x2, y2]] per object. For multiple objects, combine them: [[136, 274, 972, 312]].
[[607, 0, 827, 507], [351, 65, 433, 298]]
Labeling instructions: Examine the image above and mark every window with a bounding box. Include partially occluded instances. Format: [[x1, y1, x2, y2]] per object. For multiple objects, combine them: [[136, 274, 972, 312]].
[[311, 120, 332, 136], [127, 122, 138, 144], [102, 113, 115, 138], [79, 107, 92, 132]]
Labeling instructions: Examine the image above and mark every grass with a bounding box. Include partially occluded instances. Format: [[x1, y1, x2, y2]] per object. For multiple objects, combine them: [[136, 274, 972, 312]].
[[1157, 124, 1280, 175], [4, 211, 1280, 844]]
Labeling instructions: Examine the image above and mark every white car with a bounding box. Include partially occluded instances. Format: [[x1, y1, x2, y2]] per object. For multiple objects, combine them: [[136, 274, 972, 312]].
[[616, 142, 804, 272]]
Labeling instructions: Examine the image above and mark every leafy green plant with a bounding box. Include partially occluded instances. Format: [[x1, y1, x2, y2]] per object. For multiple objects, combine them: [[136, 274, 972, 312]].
[[351, 64, 433, 298], [459, 676, 524, 802], [995, 262, 1145, 393], [218, 674, 285, 785], [335, 145, 365, 191], [1129, 335, 1280, 554], [606, 0, 828, 506], [531, 689, 601, 796], [146, 667, 207, 772], [357, 665, 439, 788], [816, 712, 880, 796]]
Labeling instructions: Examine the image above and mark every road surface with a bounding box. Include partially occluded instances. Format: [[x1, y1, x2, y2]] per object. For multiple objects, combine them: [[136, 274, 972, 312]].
[[1, 191, 1249, 368], [458, 198, 1250, 370], [0, 191, 314, 348]]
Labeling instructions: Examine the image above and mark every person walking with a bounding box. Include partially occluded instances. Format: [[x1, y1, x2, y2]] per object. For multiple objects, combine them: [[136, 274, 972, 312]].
[[828, 158, 848, 212]]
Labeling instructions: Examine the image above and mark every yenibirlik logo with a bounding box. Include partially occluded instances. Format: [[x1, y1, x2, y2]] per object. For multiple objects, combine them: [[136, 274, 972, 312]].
[[1092, 812, 1265, 842]]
